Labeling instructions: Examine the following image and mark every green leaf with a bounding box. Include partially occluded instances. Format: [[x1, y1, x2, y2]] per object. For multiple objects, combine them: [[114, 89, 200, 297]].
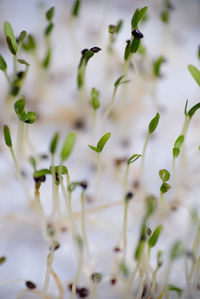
[[14, 98, 25, 115], [127, 154, 142, 164], [4, 22, 18, 55], [174, 135, 184, 149], [22, 34, 36, 52], [135, 241, 144, 260], [25, 112, 37, 124], [72, 0, 81, 17], [116, 19, 123, 34], [50, 132, 59, 155], [61, 132, 76, 161], [148, 225, 163, 248], [0, 256, 6, 265], [3, 126, 12, 147], [148, 113, 160, 134], [29, 156, 37, 171], [46, 7, 55, 22], [91, 272, 103, 283], [42, 48, 51, 69], [108, 25, 116, 34], [114, 75, 129, 87], [170, 241, 185, 261], [91, 88, 100, 110], [160, 182, 171, 194], [188, 64, 200, 86], [97, 132, 111, 152], [131, 7, 147, 30], [168, 284, 184, 297], [184, 99, 188, 116], [45, 23, 54, 36], [17, 59, 30, 66], [18, 31, 27, 43], [153, 56, 165, 77], [188, 102, 200, 119], [68, 181, 80, 192], [160, 10, 169, 23], [50, 165, 68, 175], [0, 55, 7, 71], [124, 41, 130, 61], [173, 147, 180, 159], [159, 169, 170, 182], [88, 145, 99, 152], [34, 168, 50, 178], [130, 38, 140, 54]]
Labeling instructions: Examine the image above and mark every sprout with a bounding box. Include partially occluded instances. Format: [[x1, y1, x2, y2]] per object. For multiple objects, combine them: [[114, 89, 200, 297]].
[[3, 125, 12, 147], [77, 48, 101, 90], [50, 132, 59, 155], [160, 0, 174, 24], [18, 30, 27, 44], [60, 132, 76, 162], [131, 6, 147, 30], [108, 20, 123, 52], [88, 132, 111, 153], [0, 256, 6, 265], [153, 56, 166, 78], [148, 225, 163, 248], [72, 0, 81, 17], [159, 169, 171, 210], [123, 154, 141, 196], [4, 22, 18, 55], [188, 64, 200, 86], [22, 34, 36, 52], [46, 7, 55, 21]]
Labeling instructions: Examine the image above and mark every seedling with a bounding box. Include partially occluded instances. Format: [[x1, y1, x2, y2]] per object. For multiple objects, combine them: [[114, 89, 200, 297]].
[[3, 125, 31, 204], [91, 87, 100, 127], [141, 112, 160, 171], [159, 169, 171, 211], [14, 97, 37, 158], [103, 76, 129, 123], [77, 47, 101, 92], [123, 7, 147, 75], [72, 0, 81, 18], [42, 7, 55, 69], [88, 132, 111, 198]]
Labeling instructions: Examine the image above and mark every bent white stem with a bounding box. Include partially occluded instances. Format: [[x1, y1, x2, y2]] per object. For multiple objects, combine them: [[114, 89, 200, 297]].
[[81, 190, 89, 252]]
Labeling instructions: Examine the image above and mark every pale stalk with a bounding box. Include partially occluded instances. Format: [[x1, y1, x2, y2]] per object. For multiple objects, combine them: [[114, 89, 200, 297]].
[[96, 152, 101, 199], [103, 86, 117, 124], [70, 248, 84, 299], [122, 200, 129, 262], [141, 133, 150, 172], [42, 248, 55, 296], [81, 190, 89, 251]]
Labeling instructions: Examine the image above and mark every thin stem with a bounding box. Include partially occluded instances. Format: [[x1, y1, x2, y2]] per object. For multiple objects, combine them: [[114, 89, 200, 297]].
[[89, 283, 97, 299], [141, 133, 150, 172], [81, 190, 89, 251], [34, 189, 47, 238], [4, 70, 11, 84], [123, 164, 129, 196], [160, 191, 167, 212], [17, 120, 25, 159], [96, 153, 101, 199], [103, 86, 117, 124], [10, 146, 31, 204], [50, 267, 64, 299], [13, 55, 17, 74], [50, 154, 57, 218], [24, 125, 39, 159], [190, 223, 200, 279], [122, 200, 129, 262]]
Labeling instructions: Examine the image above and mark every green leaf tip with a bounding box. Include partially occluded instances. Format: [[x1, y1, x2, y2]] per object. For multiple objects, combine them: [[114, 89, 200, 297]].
[[148, 112, 160, 134], [46, 7, 55, 22], [131, 6, 148, 30], [91, 88, 100, 110], [159, 169, 170, 182], [89, 132, 111, 153], [0, 55, 7, 71], [127, 154, 142, 164], [72, 0, 81, 17], [173, 135, 184, 159], [61, 132, 76, 161], [114, 75, 130, 87], [3, 125, 12, 147], [50, 132, 59, 155], [188, 64, 200, 86], [148, 225, 163, 248], [4, 22, 18, 55]]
